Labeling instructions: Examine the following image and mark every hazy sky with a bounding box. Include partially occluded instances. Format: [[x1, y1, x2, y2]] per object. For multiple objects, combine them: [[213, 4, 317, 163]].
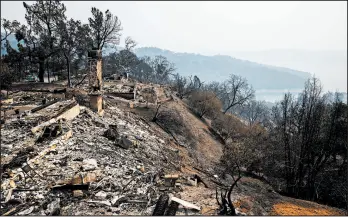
[[1, 1, 346, 54], [1, 1, 347, 92]]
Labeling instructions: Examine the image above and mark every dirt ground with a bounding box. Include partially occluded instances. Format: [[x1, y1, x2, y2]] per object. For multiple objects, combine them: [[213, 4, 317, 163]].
[[177, 176, 347, 216], [168, 99, 223, 166], [270, 201, 346, 216]]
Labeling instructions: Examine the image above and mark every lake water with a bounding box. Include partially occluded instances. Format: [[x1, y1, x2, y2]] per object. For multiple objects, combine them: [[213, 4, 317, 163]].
[[255, 89, 303, 103]]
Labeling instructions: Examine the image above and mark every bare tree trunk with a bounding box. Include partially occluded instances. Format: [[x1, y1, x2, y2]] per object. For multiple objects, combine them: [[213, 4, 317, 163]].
[[152, 104, 162, 122], [47, 59, 50, 83], [64, 54, 71, 87], [38, 59, 45, 82]]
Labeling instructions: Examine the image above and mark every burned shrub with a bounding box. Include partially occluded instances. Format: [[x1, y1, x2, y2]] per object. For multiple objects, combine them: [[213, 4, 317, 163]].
[[216, 162, 242, 216], [217, 122, 271, 188], [211, 113, 244, 142], [188, 91, 222, 119]]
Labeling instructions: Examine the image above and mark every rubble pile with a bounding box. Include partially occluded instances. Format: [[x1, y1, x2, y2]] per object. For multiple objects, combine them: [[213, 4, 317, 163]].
[[136, 87, 157, 104], [103, 83, 135, 94], [0, 82, 249, 216], [1, 92, 204, 215], [2, 81, 346, 216], [134, 83, 172, 104]]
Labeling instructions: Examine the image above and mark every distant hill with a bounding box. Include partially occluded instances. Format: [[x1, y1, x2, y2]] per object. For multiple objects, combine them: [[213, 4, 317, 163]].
[[134, 47, 311, 90], [2, 35, 312, 90], [229, 49, 347, 92]]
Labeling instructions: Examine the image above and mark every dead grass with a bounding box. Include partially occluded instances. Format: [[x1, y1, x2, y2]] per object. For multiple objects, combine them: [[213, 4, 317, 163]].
[[169, 100, 223, 166], [132, 97, 223, 168], [270, 202, 346, 216]]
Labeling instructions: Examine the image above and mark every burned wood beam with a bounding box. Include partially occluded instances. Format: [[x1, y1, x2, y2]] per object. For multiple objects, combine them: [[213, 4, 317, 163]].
[[170, 197, 201, 211], [1, 146, 37, 172], [30, 99, 60, 113], [31, 101, 80, 134], [108, 92, 135, 100], [19, 89, 51, 93], [52, 89, 67, 93], [104, 95, 131, 104], [53, 101, 78, 119], [12, 188, 41, 192], [2, 204, 26, 216], [51, 184, 89, 191], [16, 88, 66, 93]]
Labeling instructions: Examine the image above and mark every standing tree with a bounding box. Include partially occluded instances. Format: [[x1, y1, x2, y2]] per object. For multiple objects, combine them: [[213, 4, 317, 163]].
[[0, 58, 13, 93], [58, 18, 91, 87], [124, 36, 137, 51], [204, 81, 225, 100], [132, 56, 153, 83], [151, 55, 175, 84], [220, 74, 255, 114], [116, 37, 139, 76], [22, 0, 67, 82], [88, 7, 122, 50], [173, 74, 203, 99], [173, 73, 188, 99], [1, 19, 21, 43], [2, 39, 27, 82], [267, 77, 348, 204], [102, 40, 139, 79], [239, 100, 270, 126]]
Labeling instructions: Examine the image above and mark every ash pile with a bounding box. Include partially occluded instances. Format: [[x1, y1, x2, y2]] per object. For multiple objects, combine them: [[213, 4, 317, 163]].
[[0, 92, 202, 216]]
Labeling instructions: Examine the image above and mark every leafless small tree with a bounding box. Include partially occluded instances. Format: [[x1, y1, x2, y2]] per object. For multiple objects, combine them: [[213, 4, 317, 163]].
[[125, 36, 137, 51], [239, 100, 269, 126], [173, 73, 188, 99], [151, 103, 162, 122], [220, 74, 255, 114], [216, 162, 242, 215], [151, 102, 186, 139], [173, 74, 203, 99]]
